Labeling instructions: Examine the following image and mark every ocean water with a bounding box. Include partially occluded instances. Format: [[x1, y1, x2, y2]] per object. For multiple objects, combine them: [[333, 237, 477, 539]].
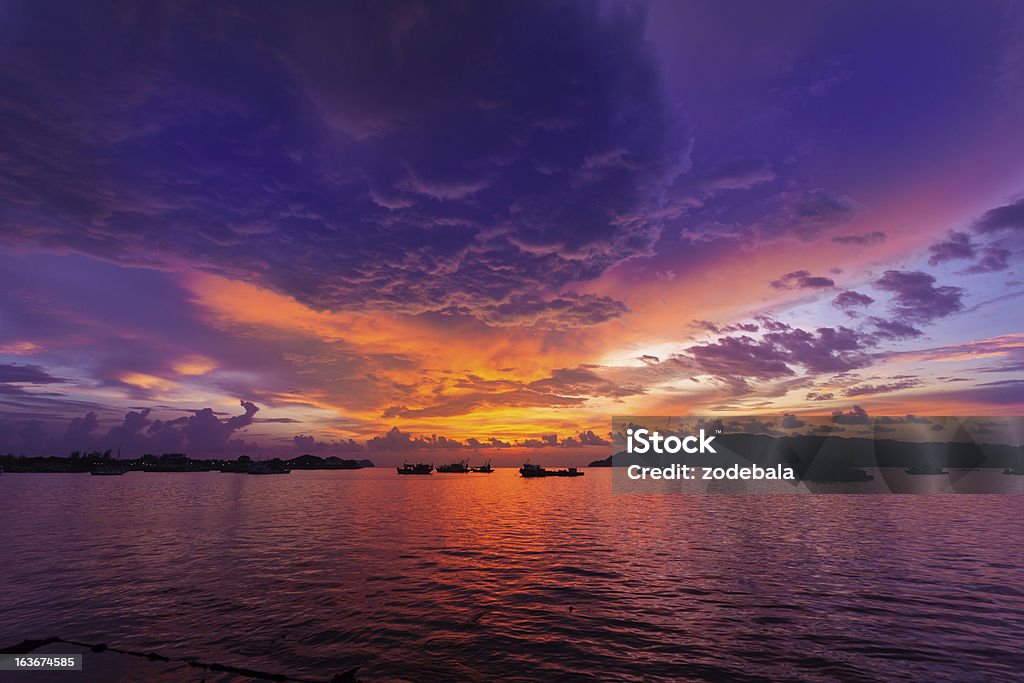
[[2, 468, 1023, 681]]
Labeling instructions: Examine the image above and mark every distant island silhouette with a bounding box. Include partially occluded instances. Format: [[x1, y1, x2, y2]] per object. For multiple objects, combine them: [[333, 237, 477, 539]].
[[0, 451, 375, 473]]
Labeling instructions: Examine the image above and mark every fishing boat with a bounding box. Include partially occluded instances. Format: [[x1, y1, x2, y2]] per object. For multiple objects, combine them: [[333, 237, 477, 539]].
[[436, 460, 470, 473], [519, 463, 584, 478], [905, 464, 947, 475], [90, 464, 128, 476], [471, 461, 494, 473], [397, 462, 433, 475]]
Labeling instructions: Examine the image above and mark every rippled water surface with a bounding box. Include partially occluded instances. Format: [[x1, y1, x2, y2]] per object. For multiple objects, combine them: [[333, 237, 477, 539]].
[[2, 469, 1024, 681]]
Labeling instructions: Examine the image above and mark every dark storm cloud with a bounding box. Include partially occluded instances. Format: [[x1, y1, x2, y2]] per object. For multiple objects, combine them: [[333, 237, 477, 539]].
[[756, 189, 863, 241], [0, 364, 68, 384], [770, 270, 835, 290], [477, 292, 628, 329], [0, 0, 689, 324], [874, 270, 964, 323], [832, 290, 874, 316], [928, 231, 975, 265], [973, 197, 1024, 233], [831, 231, 887, 246], [688, 190, 865, 244]]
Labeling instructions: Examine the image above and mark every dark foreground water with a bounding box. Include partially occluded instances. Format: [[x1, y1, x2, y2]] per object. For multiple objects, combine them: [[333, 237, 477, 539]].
[[2, 469, 1023, 682]]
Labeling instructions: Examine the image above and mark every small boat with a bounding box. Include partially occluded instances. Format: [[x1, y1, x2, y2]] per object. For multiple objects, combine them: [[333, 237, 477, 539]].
[[905, 464, 947, 475], [397, 462, 433, 475], [90, 465, 128, 476], [436, 460, 470, 473], [519, 463, 584, 478], [247, 462, 291, 475], [471, 461, 494, 473], [1003, 455, 1024, 475]]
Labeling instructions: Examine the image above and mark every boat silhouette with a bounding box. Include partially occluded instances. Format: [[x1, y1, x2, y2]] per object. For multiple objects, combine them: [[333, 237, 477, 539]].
[[1003, 454, 1024, 474], [89, 464, 128, 476], [436, 460, 470, 473], [91, 445, 129, 475], [397, 462, 433, 475], [471, 461, 494, 473], [519, 463, 584, 478]]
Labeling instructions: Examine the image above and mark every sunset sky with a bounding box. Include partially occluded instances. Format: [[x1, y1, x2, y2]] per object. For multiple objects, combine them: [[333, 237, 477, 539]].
[[1, 1, 1023, 459]]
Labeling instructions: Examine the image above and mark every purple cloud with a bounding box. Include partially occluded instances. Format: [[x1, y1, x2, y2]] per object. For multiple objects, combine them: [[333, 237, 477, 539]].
[[697, 158, 775, 192], [687, 324, 870, 392], [780, 413, 807, 428], [832, 290, 875, 316], [0, 2, 690, 325], [0, 364, 68, 384], [770, 270, 835, 290], [931, 380, 1024, 406], [757, 189, 864, 241], [574, 429, 609, 446], [480, 293, 627, 329], [694, 320, 760, 334], [844, 377, 921, 397], [964, 246, 1011, 274], [867, 317, 923, 341], [688, 336, 795, 390], [928, 231, 976, 265], [874, 270, 964, 323], [831, 405, 871, 425], [764, 326, 868, 373], [974, 197, 1024, 233], [0, 401, 263, 457]]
